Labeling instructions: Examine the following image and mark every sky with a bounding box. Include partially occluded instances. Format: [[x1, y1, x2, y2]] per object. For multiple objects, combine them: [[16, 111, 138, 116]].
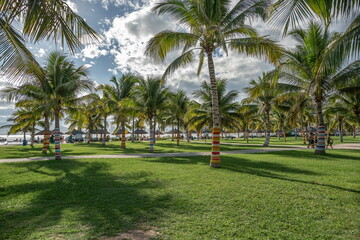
[[0, 0, 354, 131]]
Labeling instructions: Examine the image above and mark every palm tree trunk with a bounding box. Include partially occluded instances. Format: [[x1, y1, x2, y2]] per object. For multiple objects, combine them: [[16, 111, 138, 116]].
[[339, 118, 343, 143], [171, 123, 174, 141], [121, 121, 126, 149], [314, 97, 326, 154], [87, 129, 91, 143], [153, 117, 156, 144], [132, 117, 135, 142], [206, 51, 221, 168], [263, 110, 271, 147], [54, 111, 61, 160], [30, 123, 35, 146], [42, 114, 50, 154], [149, 117, 154, 152], [23, 130, 27, 146], [177, 118, 180, 146], [102, 116, 107, 145]]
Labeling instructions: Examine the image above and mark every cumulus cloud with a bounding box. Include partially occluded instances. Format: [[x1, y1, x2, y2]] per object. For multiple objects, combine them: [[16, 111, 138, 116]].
[[78, 44, 108, 59]]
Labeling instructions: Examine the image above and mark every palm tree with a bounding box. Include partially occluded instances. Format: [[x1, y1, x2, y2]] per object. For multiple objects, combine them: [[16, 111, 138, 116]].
[[44, 51, 93, 159], [278, 23, 360, 154], [146, 0, 282, 167], [169, 90, 189, 146], [100, 74, 137, 149], [243, 72, 296, 146], [191, 79, 241, 140], [0, 0, 100, 79], [134, 77, 168, 152], [0, 105, 39, 146]]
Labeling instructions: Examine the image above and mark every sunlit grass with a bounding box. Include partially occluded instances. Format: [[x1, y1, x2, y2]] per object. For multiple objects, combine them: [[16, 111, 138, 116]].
[[0, 149, 359, 239]]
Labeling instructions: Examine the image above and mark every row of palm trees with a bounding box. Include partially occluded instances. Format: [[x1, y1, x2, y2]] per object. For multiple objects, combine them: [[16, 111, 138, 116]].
[[1, 0, 359, 167], [1, 56, 358, 162]]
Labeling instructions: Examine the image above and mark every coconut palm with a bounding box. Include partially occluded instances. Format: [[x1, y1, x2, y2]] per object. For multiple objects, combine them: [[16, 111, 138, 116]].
[[0, 0, 100, 79], [146, 0, 283, 167], [243, 72, 297, 146], [191, 79, 241, 138], [169, 90, 189, 146], [44, 51, 93, 159], [278, 22, 360, 154], [100, 74, 137, 149], [134, 77, 169, 152]]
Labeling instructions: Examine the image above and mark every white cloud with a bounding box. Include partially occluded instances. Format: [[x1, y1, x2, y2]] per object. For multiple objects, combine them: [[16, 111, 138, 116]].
[[79, 45, 108, 59], [66, 0, 78, 13], [35, 48, 47, 58]]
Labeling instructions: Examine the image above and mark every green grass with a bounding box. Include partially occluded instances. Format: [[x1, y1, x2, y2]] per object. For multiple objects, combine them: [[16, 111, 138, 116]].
[[0, 140, 291, 159], [0, 150, 359, 239], [221, 135, 360, 145]]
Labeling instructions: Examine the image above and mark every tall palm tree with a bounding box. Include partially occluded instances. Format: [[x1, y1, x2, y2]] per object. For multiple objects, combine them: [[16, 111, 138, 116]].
[[146, 0, 282, 167], [169, 90, 189, 146], [278, 23, 360, 154], [44, 51, 93, 159], [0, 0, 100, 79], [134, 77, 169, 152]]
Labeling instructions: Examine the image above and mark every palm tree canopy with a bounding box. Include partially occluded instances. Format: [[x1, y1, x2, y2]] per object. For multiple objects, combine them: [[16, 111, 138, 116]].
[[146, 0, 283, 79], [0, 0, 101, 79]]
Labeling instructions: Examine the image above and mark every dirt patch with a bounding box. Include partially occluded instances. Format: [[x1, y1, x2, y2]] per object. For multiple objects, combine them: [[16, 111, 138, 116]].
[[102, 229, 158, 240]]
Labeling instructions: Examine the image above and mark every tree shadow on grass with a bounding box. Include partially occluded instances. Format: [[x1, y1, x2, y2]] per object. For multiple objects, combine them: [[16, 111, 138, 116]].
[[0, 160, 176, 240], [145, 154, 359, 194]]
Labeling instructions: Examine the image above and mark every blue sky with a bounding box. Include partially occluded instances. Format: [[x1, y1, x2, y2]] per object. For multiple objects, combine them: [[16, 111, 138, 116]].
[[0, 0, 354, 129]]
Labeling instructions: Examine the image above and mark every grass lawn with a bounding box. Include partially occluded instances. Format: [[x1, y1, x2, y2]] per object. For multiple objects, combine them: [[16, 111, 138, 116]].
[[0, 140, 290, 159], [221, 135, 360, 145], [0, 150, 359, 239]]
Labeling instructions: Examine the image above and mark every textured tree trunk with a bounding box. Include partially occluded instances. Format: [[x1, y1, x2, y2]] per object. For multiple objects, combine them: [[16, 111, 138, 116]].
[[132, 117, 135, 142], [315, 97, 326, 154], [102, 116, 107, 145], [87, 129, 91, 143], [153, 117, 156, 144], [207, 51, 221, 168], [339, 118, 343, 143], [171, 124, 174, 141], [245, 123, 249, 143], [177, 118, 180, 146], [149, 117, 154, 152], [121, 120, 126, 149], [54, 111, 61, 160], [30, 123, 35, 146], [263, 109, 271, 147], [42, 114, 50, 154]]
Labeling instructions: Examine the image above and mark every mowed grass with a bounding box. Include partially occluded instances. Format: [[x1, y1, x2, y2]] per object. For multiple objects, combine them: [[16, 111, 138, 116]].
[[221, 135, 360, 145], [0, 150, 359, 239], [0, 140, 288, 159]]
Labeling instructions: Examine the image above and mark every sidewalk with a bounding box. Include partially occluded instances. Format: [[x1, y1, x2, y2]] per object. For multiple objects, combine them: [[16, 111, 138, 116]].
[[0, 143, 358, 163]]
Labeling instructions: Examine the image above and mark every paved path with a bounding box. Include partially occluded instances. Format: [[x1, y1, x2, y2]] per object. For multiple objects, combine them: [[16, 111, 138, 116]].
[[0, 143, 358, 163]]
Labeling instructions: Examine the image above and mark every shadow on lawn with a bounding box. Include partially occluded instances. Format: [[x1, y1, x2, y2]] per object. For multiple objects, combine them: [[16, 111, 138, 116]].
[[0, 160, 176, 239], [146, 153, 360, 194]]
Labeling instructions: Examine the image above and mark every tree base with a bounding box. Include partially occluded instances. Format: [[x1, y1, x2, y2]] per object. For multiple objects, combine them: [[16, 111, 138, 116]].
[[210, 162, 221, 168], [55, 156, 62, 160], [263, 143, 269, 147], [314, 149, 326, 154]]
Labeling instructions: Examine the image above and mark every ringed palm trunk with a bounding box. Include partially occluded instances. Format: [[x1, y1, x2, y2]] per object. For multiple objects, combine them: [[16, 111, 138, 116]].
[[314, 97, 326, 154], [171, 124, 174, 141], [54, 111, 61, 160], [132, 117, 135, 142], [102, 116, 107, 145], [263, 109, 271, 147], [121, 121, 126, 149], [149, 117, 154, 152], [206, 51, 221, 168], [177, 118, 180, 146], [42, 114, 50, 154]]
